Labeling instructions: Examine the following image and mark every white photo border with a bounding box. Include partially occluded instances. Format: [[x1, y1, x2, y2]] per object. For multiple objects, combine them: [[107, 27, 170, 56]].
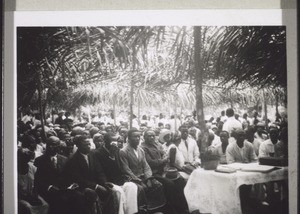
[[4, 9, 298, 213]]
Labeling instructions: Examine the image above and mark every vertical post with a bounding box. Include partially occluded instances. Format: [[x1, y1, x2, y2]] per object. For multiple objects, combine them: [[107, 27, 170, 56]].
[[263, 89, 268, 131], [129, 45, 136, 129], [180, 106, 183, 126], [78, 108, 82, 122], [230, 91, 234, 109], [194, 26, 206, 132], [275, 89, 279, 117], [52, 108, 54, 124], [174, 94, 178, 131], [138, 95, 141, 126], [113, 99, 117, 125], [37, 70, 46, 140], [88, 108, 91, 123], [129, 77, 134, 129]]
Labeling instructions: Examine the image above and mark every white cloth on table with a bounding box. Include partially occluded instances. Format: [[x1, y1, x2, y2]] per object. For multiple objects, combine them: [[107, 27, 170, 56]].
[[184, 163, 288, 214]]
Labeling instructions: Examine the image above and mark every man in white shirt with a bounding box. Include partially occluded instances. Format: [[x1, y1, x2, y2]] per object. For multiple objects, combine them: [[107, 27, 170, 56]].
[[255, 122, 269, 143], [169, 115, 182, 132], [259, 127, 280, 157], [222, 108, 243, 137], [178, 126, 201, 166], [220, 110, 228, 123], [226, 129, 257, 164]]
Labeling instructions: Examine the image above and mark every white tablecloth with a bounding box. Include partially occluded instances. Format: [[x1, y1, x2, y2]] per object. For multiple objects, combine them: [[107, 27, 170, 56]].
[[184, 163, 288, 214]]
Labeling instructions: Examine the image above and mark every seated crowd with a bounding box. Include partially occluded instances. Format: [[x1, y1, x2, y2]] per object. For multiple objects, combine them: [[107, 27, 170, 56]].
[[17, 108, 288, 214]]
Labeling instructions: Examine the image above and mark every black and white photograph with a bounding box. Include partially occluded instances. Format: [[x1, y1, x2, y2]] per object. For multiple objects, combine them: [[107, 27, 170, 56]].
[[15, 24, 290, 214]]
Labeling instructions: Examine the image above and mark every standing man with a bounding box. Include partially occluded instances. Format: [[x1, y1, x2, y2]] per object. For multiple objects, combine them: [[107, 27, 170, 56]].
[[222, 108, 243, 137], [178, 126, 201, 166]]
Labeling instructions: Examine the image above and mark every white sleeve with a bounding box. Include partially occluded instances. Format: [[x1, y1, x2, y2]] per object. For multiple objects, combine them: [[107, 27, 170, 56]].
[[258, 142, 268, 158], [222, 122, 229, 132], [192, 140, 200, 164]]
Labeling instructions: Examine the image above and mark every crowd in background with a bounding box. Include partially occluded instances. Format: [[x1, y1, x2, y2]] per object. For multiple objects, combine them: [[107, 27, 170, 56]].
[[17, 107, 288, 214]]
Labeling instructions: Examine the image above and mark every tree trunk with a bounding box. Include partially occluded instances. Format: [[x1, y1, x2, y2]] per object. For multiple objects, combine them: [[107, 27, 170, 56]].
[[174, 96, 178, 130], [113, 99, 116, 125], [180, 106, 183, 126], [129, 46, 137, 129], [137, 95, 141, 126], [275, 90, 279, 116], [230, 91, 234, 109], [194, 26, 206, 131], [37, 72, 46, 141], [88, 108, 91, 123], [129, 76, 134, 129], [52, 108, 54, 124], [263, 89, 268, 131]]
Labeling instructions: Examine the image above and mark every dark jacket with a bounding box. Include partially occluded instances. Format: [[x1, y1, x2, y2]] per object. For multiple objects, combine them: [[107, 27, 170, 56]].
[[94, 147, 125, 185], [63, 150, 107, 190], [141, 141, 166, 175], [34, 153, 68, 199]]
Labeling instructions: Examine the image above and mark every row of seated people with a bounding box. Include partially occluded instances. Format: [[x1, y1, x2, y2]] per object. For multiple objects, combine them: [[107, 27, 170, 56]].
[[18, 118, 288, 214], [207, 126, 288, 164], [18, 127, 191, 214]]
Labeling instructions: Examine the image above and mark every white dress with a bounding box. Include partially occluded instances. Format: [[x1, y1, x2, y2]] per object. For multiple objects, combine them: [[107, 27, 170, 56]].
[[167, 144, 185, 169]]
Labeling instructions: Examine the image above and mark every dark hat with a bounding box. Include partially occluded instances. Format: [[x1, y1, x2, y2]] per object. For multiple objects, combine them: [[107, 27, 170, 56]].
[[47, 136, 60, 145], [71, 127, 85, 136], [93, 133, 103, 142], [46, 129, 58, 138], [85, 123, 94, 131], [90, 127, 100, 137], [163, 167, 180, 181]]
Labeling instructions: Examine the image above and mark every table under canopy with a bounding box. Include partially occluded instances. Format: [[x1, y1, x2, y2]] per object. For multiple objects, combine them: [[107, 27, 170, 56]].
[[184, 163, 288, 214]]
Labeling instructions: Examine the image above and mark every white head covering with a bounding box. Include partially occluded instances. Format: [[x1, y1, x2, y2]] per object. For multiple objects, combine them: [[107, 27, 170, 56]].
[[158, 129, 172, 143]]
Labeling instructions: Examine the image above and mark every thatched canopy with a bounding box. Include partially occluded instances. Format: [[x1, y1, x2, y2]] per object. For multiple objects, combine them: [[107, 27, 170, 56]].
[[17, 26, 287, 118]]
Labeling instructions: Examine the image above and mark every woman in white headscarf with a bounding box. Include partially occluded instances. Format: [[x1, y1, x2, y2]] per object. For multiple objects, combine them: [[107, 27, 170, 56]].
[[158, 129, 172, 154]]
